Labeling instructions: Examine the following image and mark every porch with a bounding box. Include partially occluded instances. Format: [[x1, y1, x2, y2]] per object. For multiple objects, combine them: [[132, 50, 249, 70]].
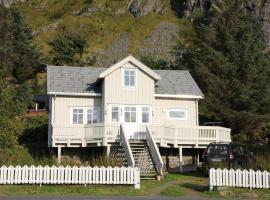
[[51, 124, 231, 148]]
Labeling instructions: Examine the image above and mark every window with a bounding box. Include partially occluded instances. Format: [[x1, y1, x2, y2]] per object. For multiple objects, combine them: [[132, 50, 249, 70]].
[[123, 69, 136, 88], [72, 108, 84, 124], [124, 106, 136, 122], [71, 107, 100, 124], [167, 109, 187, 120], [111, 106, 120, 122], [142, 107, 150, 123]]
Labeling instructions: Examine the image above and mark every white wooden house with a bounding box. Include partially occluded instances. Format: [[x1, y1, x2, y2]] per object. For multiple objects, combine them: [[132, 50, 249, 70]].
[[47, 55, 231, 177]]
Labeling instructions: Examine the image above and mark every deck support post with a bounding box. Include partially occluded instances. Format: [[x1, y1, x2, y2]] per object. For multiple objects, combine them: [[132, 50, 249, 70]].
[[106, 144, 111, 157], [179, 146, 183, 173], [197, 149, 200, 166], [57, 146, 62, 164]]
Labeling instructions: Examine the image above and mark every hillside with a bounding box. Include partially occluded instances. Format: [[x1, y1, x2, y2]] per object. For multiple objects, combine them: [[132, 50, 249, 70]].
[[13, 0, 184, 67]]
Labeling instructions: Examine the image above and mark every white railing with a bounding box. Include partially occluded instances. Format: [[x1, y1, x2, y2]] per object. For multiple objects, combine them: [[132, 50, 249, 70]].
[[148, 125, 231, 146], [120, 125, 135, 167], [52, 124, 231, 147], [209, 168, 270, 191], [146, 126, 163, 175], [0, 165, 140, 189]]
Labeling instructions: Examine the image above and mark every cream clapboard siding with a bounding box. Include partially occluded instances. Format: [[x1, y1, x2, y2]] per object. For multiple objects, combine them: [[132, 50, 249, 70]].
[[153, 98, 197, 127], [54, 96, 102, 125], [103, 62, 155, 123]]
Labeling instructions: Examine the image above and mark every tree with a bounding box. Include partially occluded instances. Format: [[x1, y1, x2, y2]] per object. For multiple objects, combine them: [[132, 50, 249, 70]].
[[0, 5, 42, 83], [177, 0, 270, 141], [0, 70, 25, 151], [49, 31, 87, 66]]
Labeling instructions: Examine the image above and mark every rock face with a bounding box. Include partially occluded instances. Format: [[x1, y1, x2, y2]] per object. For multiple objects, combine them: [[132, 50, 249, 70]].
[[128, 0, 163, 17], [140, 22, 180, 63], [92, 33, 130, 67], [0, 0, 24, 7]]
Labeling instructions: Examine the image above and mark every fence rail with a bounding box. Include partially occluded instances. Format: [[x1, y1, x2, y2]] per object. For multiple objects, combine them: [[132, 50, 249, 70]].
[[0, 165, 140, 189], [209, 168, 270, 190]]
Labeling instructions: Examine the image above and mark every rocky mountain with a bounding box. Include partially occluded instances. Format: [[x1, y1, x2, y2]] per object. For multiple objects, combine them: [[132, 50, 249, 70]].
[[2, 0, 270, 66]]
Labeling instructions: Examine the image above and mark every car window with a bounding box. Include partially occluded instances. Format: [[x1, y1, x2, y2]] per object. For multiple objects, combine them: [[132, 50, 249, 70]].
[[206, 145, 227, 155]]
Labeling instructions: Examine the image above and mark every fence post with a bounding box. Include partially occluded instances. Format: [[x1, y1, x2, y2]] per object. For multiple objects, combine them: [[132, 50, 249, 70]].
[[134, 167, 140, 189]]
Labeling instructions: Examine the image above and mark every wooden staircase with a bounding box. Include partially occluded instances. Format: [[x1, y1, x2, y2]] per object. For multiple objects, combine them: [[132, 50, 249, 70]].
[[129, 139, 157, 179]]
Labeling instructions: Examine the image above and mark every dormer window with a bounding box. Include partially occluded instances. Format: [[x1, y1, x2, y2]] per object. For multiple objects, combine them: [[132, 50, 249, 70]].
[[123, 68, 136, 88]]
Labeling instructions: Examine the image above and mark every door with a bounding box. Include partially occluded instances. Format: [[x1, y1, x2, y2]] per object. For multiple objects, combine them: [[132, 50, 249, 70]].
[[123, 106, 138, 139]]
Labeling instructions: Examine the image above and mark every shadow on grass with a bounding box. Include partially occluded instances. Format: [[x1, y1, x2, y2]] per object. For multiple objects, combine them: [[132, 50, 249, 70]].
[[179, 183, 209, 192]]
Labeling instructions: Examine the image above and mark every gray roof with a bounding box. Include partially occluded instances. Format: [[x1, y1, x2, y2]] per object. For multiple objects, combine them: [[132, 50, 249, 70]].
[[47, 66, 203, 97]]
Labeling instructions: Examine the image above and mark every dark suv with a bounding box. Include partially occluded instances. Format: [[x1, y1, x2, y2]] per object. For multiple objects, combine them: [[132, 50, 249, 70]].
[[202, 143, 255, 172]]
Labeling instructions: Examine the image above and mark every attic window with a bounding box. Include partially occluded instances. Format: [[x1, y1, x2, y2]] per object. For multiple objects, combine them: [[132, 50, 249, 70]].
[[123, 69, 136, 88]]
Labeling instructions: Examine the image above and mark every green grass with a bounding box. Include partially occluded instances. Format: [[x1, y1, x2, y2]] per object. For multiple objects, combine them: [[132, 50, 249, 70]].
[[18, 0, 181, 58], [0, 172, 269, 198], [160, 185, 186, 196]]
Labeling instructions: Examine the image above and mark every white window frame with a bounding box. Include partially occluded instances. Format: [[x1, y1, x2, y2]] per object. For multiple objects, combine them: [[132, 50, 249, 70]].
[[122, 68, 137, 89], [141, 106, 151, 124], [71, 107, 84, 124], [110, 105, 120, 123], [166, 108, 188, 120], [70, 107, 100, 125]]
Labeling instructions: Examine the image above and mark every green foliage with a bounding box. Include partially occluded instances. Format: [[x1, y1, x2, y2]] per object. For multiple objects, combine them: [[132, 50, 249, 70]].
[[0, 71, 25, 151], [177, 0, 270, 140], [140, 55, 174, 70], [0, 5, 42, 83], [49, 30, 88, 65]]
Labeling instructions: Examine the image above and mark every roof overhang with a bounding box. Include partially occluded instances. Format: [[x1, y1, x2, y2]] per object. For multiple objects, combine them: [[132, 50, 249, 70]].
[[98, 55, 161, 80], [154, 94, 204, 99], [47, 92, 102, 97]]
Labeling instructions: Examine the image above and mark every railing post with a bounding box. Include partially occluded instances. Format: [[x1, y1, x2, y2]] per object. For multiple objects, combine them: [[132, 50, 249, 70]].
[[179, 146, 183, 173]]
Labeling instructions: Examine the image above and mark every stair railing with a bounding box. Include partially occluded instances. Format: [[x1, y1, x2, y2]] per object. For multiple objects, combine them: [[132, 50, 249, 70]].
[[120, 124, 135, 167], [145, 125, 164, 176]]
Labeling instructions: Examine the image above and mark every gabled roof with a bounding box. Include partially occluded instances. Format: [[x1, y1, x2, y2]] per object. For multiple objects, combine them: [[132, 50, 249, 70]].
[[47, 66, 204, 99], [98, 55, 161, 81]]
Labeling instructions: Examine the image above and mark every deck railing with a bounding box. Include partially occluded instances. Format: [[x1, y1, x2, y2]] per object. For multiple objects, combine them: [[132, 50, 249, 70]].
[[120, 125, 135, 167], [52, 124, 231, 147], [145, 126, 163, 175]]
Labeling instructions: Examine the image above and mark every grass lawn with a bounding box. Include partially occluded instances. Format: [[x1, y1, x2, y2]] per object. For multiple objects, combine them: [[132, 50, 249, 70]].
[[0, 172, 269, 199]]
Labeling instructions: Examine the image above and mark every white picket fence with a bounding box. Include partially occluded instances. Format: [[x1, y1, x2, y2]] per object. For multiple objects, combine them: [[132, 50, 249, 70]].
[[209, 168, 270, 190], [0, 165, 140, 189]]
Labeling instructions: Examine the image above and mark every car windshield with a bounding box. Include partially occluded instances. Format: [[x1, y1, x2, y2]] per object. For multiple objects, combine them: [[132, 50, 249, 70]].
[[207, 145, 228, 155]]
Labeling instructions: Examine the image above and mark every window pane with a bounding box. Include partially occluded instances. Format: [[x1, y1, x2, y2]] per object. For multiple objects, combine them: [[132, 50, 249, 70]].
[[129, 76, 135, 86], [169, 110, 186, 119], [73, 109, 84, 124], [78, 113, 83, 124], [142, 113, 149, 123], [131, 112, 136, 122], [124, 75, 129, 86], [125, 112, 130, 122], [111, 106, 119, 122], [73, 114, 77, 124], [130, 71, 135, 76], [124, 71, 129, 76], [93, 108, 99, 123]]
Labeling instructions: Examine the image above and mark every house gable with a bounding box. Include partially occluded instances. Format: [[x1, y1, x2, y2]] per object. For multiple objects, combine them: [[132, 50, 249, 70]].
[[98, 55, 161, 81]]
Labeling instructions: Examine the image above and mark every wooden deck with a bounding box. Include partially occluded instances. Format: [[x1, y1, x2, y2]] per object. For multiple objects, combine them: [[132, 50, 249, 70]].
[[51, 124, 231, 148]]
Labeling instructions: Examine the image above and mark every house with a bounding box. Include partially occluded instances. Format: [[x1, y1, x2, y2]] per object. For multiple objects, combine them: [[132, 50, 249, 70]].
[[47, 55, 231, 177]]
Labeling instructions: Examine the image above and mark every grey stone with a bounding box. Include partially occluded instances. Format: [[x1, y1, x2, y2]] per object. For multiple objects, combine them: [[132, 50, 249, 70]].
[[91, 34, 130, 68], [128, 0, 163, 17], [139, 22, 180, 64]]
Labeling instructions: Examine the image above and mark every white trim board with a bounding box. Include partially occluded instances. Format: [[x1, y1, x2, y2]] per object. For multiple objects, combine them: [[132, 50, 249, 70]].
[[48, 92, 102, 97], [155, 94, 203, 99], [98, 55, 161, 80]]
